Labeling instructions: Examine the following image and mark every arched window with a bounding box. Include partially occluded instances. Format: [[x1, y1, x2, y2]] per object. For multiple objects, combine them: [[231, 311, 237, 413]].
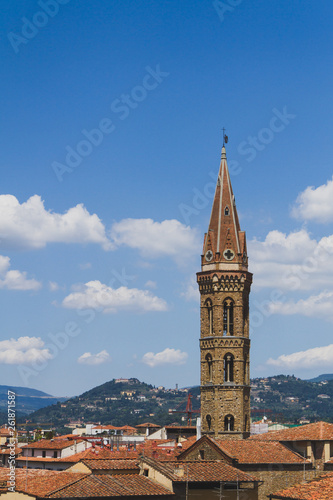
[[205, 299, 213, 335], [205, 354, 213, 382], [224, 415, 234, 432], [224, 206, 230, 216], [224, 353, 234, 383], [206, 414, 212, 431], [223, 299, 234, 335]]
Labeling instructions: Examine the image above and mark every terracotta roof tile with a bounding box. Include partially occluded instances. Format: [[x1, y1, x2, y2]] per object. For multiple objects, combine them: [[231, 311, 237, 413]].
[[142, 458, 256, 483], [49, 474, 173, 497], [214, 439, 307, 464], [82, 459, 139, 471], [250, 421, 333, 442], [136, 422, 161, 428], [22, 438, 84, 450], [0, 468, 87, 497], [0, 429, 12, 437], [271, 472, 333, 499], [0, 447, 22, 455], [56, 440, 183, 464]]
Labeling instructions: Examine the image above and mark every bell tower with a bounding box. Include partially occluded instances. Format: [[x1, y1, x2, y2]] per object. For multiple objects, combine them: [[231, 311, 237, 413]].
[[197, 145, 252, 439]]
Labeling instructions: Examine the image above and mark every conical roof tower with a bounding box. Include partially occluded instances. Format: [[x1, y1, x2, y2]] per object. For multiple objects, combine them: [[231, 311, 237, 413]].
[[197, 144, 252, 439]]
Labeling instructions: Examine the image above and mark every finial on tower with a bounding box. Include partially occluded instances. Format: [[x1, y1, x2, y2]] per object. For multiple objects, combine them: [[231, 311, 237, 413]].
[[222, 127, 228, 147]]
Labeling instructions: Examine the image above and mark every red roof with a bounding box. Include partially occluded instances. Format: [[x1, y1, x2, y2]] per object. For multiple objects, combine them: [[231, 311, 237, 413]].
[[0, 467, 173, 497], [49, 474, 173, 497], [178, 435, 306, 465], [271, 472, 333, 499], [215, 439, 307, 464], [0, 468, 87, 497], [250, 421, 333, 442], [142, 457, 256, 483], [136, 422, 161, 428], [82, 459, 139, 471], [22, 438, 84, 450]]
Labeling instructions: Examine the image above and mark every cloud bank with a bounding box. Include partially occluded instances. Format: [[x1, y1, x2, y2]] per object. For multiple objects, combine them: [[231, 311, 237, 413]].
[[291, 177, 333, 223], [62, 280, 168, 313], [0, 255, 41, 291], [0, 195, 111, 250], [78, 350, 110, 365], [142, 348, 188, 367], [267, 344, 333, 369], [0, 337, 52, 364]]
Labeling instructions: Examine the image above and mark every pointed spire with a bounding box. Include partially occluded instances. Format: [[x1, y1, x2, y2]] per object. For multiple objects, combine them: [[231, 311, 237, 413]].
[[202, 145, 248, 270]]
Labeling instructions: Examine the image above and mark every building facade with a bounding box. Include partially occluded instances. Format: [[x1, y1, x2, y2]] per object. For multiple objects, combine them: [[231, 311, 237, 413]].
[[197, 146, 252, 438]]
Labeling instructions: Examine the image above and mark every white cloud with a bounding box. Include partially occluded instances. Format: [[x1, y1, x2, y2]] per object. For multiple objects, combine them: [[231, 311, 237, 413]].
[[249, 229, 333, 290], [111, 218, 200, 264], [0, 195, 111, 250], [0, 337, 52, 365], [268, 291, 333, 320], [291, 177, 333, 223], [267, 344, 333, 369], [78, 350, 110, 365], [181, 277, 199, 302], [48, 281, 59, 292], [145, 280, 157, 289], [62, 280, 168, 313], [142, 348, 188, 367], [0, 255, 41, 291]]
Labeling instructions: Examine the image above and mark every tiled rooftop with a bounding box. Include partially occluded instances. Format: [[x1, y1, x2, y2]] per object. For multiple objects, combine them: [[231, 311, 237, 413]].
[[136, 422, 161, 428], [0, 467, 173, 497], [58, 441, 180, 463], [49, 474, 173, 497], [215, 439, 304, 464], [143, 457, 256, 483], [82, 459, 139, 471], [271, 472, 333, 499], [215, 439, 307, 464], [0, 468, 87, 497], [178, 435, 307, 465], [22, 438, 84, 450], [250, 421, 333, 442]]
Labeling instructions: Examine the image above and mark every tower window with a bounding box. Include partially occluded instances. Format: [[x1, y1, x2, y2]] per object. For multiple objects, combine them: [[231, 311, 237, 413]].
[[206, 414, 212, 431], [224, 206, 230, 216], [205, 353, 213, 382], [205, 299, 213, 335], [223, 299, 234, 335], [224, 353, 234, 383], [224, 415, 234, 432]]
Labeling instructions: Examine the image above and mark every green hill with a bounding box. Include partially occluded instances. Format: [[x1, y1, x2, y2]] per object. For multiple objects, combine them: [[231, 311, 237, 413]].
[[24, 378, 200, 429], [251, 374, 333, 422], [23, 375, 333, 430], [0, 385, 67, 415], [306, 374, 333, 383]]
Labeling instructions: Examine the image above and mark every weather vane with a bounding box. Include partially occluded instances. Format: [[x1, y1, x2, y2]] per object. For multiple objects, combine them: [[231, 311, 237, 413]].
[[222, 127, 228, 146]]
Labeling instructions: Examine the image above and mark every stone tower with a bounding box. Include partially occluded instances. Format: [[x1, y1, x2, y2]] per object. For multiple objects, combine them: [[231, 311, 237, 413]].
[[197, 145, 252, 439]]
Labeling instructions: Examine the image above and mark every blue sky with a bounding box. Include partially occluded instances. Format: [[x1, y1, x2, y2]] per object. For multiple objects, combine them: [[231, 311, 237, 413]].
[[1, 0, 333, 396]]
